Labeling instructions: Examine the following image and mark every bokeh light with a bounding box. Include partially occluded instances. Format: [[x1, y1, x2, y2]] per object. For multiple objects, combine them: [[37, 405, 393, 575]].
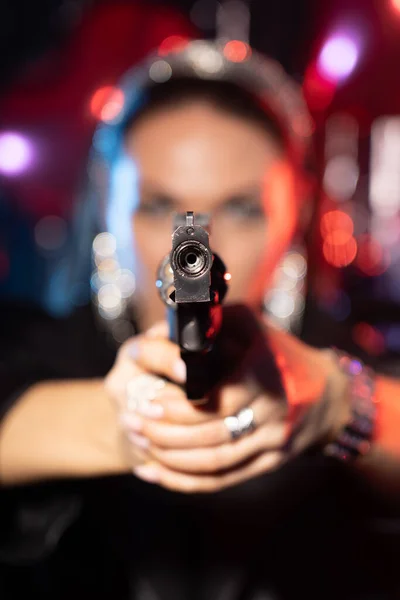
[[149, 60, 173, 83], [391, 0, 400, 13], [303, 63, 336, 112], [323, 156, 359, 201], [98, 283, 122, 319], [353, 322, 385, 355], [386, 326, 400, 351], [355, 234, 391, 276], [321, 211, 357, 267], [223, 40, 251, 62], [317, 35, 359, 82], [0, 132, 32, 176], [158, 35, 190, 56], [265, 250, 306, 333], [90, 86, 125, 122], [93, 232, 117, 261], [320, 210, 354, 240], [268, 290, 295, 319], [323, 236, 357, 267], [370, 116, 400, 219]]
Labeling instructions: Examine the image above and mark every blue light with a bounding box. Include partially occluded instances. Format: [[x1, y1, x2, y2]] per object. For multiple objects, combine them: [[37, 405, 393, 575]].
[[106, 151, 139, 272]]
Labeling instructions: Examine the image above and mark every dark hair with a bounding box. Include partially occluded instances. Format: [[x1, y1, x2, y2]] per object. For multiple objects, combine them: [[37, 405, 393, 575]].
[[123, 77, 285, 149]]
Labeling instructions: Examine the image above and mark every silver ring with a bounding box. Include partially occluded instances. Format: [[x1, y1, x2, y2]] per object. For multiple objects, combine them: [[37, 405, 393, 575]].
[[125, 373, 166, 412], [224, 407, 256, 441]]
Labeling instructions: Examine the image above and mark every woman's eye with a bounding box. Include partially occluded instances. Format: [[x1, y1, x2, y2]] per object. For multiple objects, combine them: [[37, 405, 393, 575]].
[[222, 197, 264, 219], [137, 196, 175, 216]]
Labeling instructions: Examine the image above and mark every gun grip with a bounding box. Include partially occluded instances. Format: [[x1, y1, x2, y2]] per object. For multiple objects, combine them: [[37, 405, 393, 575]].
[[182, 351, 212, 403]]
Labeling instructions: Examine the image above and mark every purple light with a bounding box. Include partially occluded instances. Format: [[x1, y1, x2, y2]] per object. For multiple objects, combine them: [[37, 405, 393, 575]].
[[0, 132, 32, 175], [317, 36, 359, 82]]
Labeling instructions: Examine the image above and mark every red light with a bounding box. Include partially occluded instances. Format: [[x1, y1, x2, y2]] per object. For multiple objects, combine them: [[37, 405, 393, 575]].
[[320, 210, 354, 239], [391, 0, 400, 13], [224, 272, 232, 281], [320, 211, 356, 266], [303, 63, 336, 112], [223, 41, 251, 63], [158, 36, 189, 56], [323, 236, 357, 267], [90, 86, 124, 122], [353, 323, 385, 355], [355, 234, 390, 276]]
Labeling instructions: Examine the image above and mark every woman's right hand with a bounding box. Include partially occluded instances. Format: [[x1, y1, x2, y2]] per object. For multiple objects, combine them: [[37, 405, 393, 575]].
[[104, 321, 187, 470]]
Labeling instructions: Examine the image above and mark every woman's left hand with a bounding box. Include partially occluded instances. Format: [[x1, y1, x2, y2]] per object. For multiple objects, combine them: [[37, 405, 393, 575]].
[[120, 306, 349, 493]]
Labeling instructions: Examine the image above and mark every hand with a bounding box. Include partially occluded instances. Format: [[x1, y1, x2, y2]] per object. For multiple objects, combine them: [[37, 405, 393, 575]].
[[104, 321, 188, 470], [109, 306, 349, 493]]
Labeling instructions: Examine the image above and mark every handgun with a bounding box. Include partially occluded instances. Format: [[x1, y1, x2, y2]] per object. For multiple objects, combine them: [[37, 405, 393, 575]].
[[156, 211, 229, 402]]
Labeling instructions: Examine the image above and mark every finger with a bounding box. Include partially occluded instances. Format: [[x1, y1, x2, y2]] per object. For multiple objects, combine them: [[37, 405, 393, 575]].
[[126, 395, 283, 449], [133, 451, 284, 493], [104, 360, 144, 411], [146, 321, 170, 338], [147, 422, 286, 473], [152, 381, 256, 425], [128, 337, 186, 384]]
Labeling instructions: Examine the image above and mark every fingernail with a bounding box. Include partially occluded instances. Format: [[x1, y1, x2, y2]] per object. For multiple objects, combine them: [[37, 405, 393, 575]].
[[119, 412, 143, 432], [127, 432, 150, 449], [173, 359, 186, 383], [136, 403, 164, 419], [134, 463, 159, 483]]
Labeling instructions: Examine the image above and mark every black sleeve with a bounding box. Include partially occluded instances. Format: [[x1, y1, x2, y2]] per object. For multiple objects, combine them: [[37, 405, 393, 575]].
[[0, 301, 116, 565]]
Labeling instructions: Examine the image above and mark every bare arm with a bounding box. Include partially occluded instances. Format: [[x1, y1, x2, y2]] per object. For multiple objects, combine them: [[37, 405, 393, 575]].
[[0, 379, 137, 486], [266, 323, 400, 494]]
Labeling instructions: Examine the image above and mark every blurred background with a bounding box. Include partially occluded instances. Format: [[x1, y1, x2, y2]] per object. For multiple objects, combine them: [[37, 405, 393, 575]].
[[1, 0, 400, 372]]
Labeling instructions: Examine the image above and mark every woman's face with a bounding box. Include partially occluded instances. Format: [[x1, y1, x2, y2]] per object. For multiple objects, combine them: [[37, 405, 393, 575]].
[[125, 101, 300, 330]]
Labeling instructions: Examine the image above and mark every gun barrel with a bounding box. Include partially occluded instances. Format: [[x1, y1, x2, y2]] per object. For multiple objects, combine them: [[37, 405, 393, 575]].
[[156, 211, 228, 401]]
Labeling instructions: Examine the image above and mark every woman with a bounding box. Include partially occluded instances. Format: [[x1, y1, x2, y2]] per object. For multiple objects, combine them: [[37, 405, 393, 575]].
[[0, 40, 399, 599]]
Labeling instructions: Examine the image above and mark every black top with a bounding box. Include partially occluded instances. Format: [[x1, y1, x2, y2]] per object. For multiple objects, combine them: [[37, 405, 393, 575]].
[[0, 301, 399, 600]]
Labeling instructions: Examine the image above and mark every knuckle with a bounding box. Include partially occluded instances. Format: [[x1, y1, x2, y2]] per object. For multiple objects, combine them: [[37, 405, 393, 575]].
[[220, 386, 246, 418], [152, 347, 170, 373], [221, 395, 238, 418], [141, 339, 174, 374]]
